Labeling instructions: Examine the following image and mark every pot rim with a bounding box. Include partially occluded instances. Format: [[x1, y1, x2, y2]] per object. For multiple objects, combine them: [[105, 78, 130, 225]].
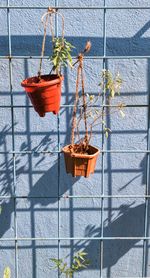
[[62, 144, 100, 159], [21, 74, 64, 89]]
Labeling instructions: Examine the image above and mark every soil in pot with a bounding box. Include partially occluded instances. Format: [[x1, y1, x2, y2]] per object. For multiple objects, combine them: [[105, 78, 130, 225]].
[[62, 144, 100, 178], [21, 74, 63, 117]]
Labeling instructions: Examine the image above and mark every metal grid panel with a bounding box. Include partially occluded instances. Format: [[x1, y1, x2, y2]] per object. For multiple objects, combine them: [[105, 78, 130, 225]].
[[0, 1, 149, 277]]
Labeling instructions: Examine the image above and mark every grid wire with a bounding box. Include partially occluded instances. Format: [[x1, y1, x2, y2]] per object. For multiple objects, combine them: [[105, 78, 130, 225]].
[[0, 1, 150, 278]]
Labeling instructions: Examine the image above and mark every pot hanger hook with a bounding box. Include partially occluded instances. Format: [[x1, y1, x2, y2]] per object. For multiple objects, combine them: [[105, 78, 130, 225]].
[[38, 7, 65, 78], [41, 7, 57, 23], [41, 7, 65, 39]]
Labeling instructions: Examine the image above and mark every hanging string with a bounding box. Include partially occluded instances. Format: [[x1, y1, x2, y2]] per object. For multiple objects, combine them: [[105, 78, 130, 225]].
[[81, 60, 88, 146], [38, 7, 65, 78], [71, 62, 80, 146], [71, 53, 89, 149], [38, 12, 49, 78]]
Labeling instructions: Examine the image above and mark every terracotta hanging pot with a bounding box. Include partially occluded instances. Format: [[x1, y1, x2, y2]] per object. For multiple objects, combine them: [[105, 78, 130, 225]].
[[21, 8, 73, 117], [21, 74, 63, 117], [62, 144, 100, 178], [62, 42, 100, 178]]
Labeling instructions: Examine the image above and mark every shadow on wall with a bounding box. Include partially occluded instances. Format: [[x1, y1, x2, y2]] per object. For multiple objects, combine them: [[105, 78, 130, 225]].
[[74, 202, 149, 270], [0, 126, 148, 269], [0, 129, 148, 271], [1, 20, 150, 56], [28, 155, 80, 206], [0, 123, 81, 235]]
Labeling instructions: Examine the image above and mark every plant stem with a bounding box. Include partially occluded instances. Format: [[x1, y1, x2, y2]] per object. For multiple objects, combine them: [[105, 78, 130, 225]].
[[81, 64, 89, 149], [71, 55, 89, 150], [71, 63, 80, 146], [71, 42, 91, 149]]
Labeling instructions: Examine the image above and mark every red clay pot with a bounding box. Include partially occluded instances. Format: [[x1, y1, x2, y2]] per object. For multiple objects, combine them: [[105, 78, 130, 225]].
[[62, 144, 100, 178], [21, 74, 63, 117]]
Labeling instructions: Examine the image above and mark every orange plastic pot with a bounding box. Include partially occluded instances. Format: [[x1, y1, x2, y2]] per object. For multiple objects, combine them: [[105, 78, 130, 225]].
[[21, 74, 63, 117], [62, 144, 100, 178]]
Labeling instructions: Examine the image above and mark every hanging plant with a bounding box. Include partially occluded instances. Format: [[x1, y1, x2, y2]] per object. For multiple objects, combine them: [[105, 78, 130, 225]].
[[62, 41, 125, 178], [21, 7, 74, 117]]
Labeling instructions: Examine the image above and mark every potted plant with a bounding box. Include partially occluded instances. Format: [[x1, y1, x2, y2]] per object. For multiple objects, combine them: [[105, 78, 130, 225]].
[[50, 251, 89, 278], [21, 8, 74, 117], [62, 42, 125, 177]]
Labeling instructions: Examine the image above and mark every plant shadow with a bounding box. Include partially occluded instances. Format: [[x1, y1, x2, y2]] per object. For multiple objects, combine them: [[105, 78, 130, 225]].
[[74, 202, 150, 271]]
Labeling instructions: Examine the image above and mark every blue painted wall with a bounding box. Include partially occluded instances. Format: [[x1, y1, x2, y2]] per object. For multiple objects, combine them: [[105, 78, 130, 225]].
[[0, 0, 150, 277]]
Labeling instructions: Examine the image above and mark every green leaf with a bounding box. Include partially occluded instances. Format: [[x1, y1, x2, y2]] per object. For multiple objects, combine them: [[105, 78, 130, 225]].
[[65, 41, 75, 48], [89, 95, 94, 101], [68, 61, 73, 68], [110, 89, 115, 98], [67, 53, 73, 63], [52, 57, 58, 67], [74, 258, 82, 267], [120, 110, 125, 118], [105, 131, 109, 139], [3, 267, 11, 278]]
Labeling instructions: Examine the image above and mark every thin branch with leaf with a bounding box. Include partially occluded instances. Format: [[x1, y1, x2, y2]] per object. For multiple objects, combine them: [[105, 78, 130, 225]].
[[74, 68, 126, 149]]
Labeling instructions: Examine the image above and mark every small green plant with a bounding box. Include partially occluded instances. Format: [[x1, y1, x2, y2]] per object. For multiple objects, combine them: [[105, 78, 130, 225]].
[[50, 38, 75, 74], [74, 68, 125, 151], [86, 69, 125, 139], [50, 251, 90, 278], [3, 267, 11, 278]]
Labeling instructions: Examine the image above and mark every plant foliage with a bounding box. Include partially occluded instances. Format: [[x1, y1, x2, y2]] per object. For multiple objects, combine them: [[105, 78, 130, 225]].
[[50, 38, 75, 74], [50, 251, 90, 278], [100, 69, 123, 98], [75, 69, 125, 147]]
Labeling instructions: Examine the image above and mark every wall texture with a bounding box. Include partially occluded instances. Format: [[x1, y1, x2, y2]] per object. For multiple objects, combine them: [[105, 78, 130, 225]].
[[0, 0, 150, 277]]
